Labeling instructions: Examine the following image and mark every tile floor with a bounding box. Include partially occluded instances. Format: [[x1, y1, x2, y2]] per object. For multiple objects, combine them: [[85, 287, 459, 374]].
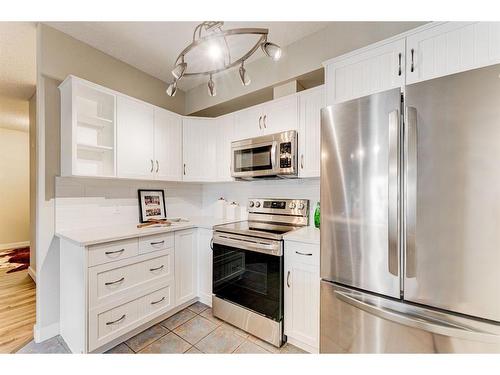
[[16, 301, 307, 354]]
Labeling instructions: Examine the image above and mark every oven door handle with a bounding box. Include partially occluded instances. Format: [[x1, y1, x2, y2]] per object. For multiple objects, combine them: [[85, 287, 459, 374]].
[[213, 234, 282, 256]]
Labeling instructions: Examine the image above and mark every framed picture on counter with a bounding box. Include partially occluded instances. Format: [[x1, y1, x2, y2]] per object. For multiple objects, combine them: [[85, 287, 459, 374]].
[[138, 189, 166, 223]]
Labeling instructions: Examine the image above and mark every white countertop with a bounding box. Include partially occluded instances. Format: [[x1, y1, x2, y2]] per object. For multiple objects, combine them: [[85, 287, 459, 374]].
[[56, 216, 241, 246], [283, 226, 320, 245]]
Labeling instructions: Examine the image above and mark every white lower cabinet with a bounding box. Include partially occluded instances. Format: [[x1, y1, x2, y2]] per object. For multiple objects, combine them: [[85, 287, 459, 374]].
[[284, 240, 320, 353], [197, 228, 213, 306], [174, 229, 198, 306]]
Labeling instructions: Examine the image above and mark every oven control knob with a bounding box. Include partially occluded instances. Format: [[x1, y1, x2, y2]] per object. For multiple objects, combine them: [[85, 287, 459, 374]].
[[255, 201, 261, 208], [249, 201, 254, 207], [289, 202, 296, 209], [298, 202, 305, 210]]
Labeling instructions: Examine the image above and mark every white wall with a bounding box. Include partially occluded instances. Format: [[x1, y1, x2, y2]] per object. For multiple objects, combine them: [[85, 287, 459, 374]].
[[0, 127, 30, 248]]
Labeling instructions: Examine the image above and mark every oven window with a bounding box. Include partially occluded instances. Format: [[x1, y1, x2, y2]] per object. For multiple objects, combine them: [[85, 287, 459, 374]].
[[212, 243, 283, 322], [233, 145, 273, 172]]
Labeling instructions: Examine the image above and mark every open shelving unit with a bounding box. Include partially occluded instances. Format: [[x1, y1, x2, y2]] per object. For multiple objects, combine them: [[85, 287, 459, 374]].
[[60, 76, 117, 177]]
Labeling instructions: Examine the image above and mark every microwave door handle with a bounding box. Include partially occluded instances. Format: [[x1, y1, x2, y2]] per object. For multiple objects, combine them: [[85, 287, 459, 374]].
[[271, 141, 277, 171]]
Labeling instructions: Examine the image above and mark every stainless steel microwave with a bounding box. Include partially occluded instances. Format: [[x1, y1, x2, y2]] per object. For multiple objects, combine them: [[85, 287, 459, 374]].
[[231, 130, 298, 180]]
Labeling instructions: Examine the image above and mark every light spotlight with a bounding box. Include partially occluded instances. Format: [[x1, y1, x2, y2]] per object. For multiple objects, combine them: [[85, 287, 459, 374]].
[[166, 81, 177, 97], [239, 61, 251, 86], [172, 56, 187, 79], [207, 74, 216, 96], [261, 41, 282, 61]]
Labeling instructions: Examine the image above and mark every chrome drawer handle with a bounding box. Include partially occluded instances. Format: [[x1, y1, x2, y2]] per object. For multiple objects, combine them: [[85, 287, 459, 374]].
[[105, 277, 125, 286], [295, 251, 313, 256], [287, 271, 291, 288], [150, 240, 165, 245], [149, 265, 164, 272], [106, 314, 126, 325], [151, 296, 165, 305], [105, 248, 125, 255]]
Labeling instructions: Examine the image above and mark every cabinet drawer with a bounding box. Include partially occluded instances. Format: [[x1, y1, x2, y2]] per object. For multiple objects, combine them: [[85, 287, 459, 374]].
[[141, 251, 174, 283], [286, 241, 320, 266], [139, 232, 174, 254], [88, 238, 138, 267], [94, 263, 139, 305], [143, 285, 174, 317], [90, 298, 141, 351]]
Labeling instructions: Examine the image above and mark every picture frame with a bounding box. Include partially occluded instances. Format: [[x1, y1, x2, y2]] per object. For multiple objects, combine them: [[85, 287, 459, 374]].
[[138, 189, 167, 223]]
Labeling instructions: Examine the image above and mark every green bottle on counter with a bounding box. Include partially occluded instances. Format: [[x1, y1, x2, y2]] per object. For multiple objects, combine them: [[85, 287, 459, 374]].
[[314, 202, 320, 229]]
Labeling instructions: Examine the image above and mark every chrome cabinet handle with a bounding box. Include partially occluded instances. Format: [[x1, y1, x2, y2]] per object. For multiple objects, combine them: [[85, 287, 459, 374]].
[[149, 265, 164, 272], [106, 314, 126, 325], [258, 116, 262, 130], [156, 160, 159, 173], [295, 251, 312, 256], [287, 271, 291, 288], [263, 115, 267, 128], [410, 48, 415, 73], [150, 240, 165, 245], [105, 277, 125, 286], [210, 238, 214, 250], [398, 52, 402, 76], [105, 248, 125, 255], [150, 159, 154, 173], [151, 296, 166, 305], [183, 163, 186, 175], [300, 154, 304, 169]]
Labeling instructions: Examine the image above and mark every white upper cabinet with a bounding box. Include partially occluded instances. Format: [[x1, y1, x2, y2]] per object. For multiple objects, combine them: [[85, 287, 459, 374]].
[[406, 22, 500, 84], [154, 107, 183, 181], [261, 95, 298, 135], [233, 105, 262, 141], [216, 114, 234, 182], [117, 96, 155, 179], [325, 38, 405, 105], [298, 86, 324, 178], [182, 117, 217, 182]]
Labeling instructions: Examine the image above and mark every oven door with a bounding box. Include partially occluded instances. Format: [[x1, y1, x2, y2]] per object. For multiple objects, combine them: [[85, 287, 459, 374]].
[[231, 140, 278, 178], [212, 232, 284, 322]]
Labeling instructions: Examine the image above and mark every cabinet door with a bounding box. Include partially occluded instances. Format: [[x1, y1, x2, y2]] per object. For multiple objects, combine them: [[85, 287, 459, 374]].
[[175, 229, 198, 306], [154, 108, 182, 181], [216, 114, 234, 182], [197, 228, 213, 306], [325, 38, 405, 105], [117, 96, 154, 179], [182, 118, 216, 181], [284, 242, 320, 352], [298, 86, 324, 178], [406, 22, 500, 85], [262, 94, 298, 134], [233, 105, 262, 141]]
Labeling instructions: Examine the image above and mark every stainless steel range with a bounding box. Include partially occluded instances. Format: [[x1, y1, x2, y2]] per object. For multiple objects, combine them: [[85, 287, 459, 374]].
[[212, 198, 309, 347]]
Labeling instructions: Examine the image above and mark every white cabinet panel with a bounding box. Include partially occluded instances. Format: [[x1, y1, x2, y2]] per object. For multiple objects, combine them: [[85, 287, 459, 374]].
[[233, 105, 262, 141], [262, 95, 298, 134], [406, 22, 500, 84], [284, 241, 320, 353], [216, 114, 234, 182], [175, 229, 198, 305], [298, 86, 324, 178], [197, 228, 213, 306], [182, 117, 217, 181], [154, 107, 183, 181], [325, 38, 405, 105], [117, 96, 154, 179]]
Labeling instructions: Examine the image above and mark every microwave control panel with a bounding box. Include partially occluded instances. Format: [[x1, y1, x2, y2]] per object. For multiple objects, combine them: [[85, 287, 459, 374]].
[[279, 142, 292, 168]]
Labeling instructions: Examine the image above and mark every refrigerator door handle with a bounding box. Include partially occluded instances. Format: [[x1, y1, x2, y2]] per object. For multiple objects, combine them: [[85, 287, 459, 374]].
[[388, 109, 399, 276], [334, 289, 500, 344], [405, 106, 417, 278]]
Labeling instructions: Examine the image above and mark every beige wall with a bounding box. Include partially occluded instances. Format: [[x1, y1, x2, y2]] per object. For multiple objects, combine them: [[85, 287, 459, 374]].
[[185, 21, 427, 114], [0, 127, 30, 247]]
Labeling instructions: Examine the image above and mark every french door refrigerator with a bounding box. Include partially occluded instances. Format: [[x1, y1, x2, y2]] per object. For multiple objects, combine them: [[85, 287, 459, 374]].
[[320, 63, 500, 353]]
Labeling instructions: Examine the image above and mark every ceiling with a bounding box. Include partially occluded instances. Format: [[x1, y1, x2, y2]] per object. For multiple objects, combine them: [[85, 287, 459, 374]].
[[0, 22, 36, 131], [46, 22, 331, 91]]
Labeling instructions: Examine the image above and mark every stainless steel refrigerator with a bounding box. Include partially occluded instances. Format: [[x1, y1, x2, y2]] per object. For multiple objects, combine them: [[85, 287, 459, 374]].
[[320, 63, 500, 353]]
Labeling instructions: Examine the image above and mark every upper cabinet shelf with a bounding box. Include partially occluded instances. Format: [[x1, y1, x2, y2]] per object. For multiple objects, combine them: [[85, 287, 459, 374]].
[[77, 114, 114, 129]]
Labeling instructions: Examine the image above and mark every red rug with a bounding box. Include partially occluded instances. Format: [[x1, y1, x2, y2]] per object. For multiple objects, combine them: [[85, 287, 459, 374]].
[[0, 247, 30, 273]]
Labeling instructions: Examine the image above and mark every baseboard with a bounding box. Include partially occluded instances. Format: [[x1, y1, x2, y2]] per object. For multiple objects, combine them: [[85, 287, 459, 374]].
[[286, 336, 318, 354], [34, 322, 59, 343], [198, 293, 212, 307], [28, 266, 36, 282], [0, 241, 30, 251]]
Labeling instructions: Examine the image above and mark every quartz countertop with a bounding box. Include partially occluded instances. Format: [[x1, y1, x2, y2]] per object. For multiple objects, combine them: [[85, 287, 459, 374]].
[[283, 226, 320, 245], [55, 216, 241, 247]]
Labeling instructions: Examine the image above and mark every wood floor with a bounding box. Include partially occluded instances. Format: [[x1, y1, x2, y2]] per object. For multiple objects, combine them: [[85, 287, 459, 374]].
[[0, 267, 36, 353]]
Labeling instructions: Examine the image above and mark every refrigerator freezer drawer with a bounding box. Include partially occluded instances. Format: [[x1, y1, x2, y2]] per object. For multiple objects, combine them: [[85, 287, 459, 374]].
[[320, 281, 500, 353]]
